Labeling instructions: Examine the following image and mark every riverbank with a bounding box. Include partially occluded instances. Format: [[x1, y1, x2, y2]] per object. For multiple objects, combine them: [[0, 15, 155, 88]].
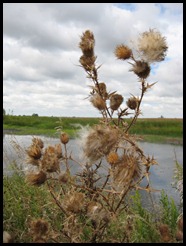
[[3, 129, 183, 145], [3, 116, 183, 145]]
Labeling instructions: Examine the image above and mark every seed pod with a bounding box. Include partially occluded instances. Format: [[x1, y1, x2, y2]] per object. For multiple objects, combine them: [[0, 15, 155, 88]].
[[110, 94, 123, 110], [130, 60, 150, 79], [90, 94, 106, 110], [107, 152, 119, 165], [115, 44, 132, 60], [26, 144, 42, 160], [60, 132, 69, 144], [25, 171, 47, 186], [126, 96, 139, 110]]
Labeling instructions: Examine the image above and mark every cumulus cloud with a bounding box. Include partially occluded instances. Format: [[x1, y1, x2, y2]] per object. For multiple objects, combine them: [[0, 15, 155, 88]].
[[3, 3, 183, 118]]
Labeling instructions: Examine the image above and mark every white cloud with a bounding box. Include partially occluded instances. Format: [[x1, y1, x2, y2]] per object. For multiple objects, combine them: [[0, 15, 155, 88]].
[[3, 3, 183, 118]]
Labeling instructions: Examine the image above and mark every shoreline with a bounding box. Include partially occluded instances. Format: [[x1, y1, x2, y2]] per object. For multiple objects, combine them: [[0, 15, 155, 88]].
[[3, 129, 183, 146]]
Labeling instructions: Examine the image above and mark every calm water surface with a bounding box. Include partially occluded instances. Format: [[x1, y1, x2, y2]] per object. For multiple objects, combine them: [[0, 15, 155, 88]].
[[3, 134, 183, 207]]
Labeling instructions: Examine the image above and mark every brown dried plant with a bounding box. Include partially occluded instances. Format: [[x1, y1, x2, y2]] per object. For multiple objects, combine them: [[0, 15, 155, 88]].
[[24, 28, 168, 243]]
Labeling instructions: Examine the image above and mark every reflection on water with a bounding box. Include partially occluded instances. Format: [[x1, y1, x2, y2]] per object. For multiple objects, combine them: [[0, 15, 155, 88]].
[[3, 134, 183, 207]]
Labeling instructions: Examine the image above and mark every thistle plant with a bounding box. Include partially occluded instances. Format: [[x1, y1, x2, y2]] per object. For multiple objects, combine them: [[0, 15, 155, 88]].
[[23, 28, 169, 243]]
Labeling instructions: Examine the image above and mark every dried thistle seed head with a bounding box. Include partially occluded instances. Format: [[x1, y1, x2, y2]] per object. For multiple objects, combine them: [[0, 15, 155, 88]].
[[60, 132, 69, 144], [130, 60, 150, 79], [158, 224, 172, 242], [110, 153, 142, 191], [79, 55, 96, 72], [26, 144, 42, 160], [90, 94, 107, 111], [26, 156, 41, 167], [95, 82, 107, 96], [115, 44, 132, 60], [107, 152, 119, 165], [32, 137, 44, 149], [82, 125, 120, 164], [54, 143, 62, 158], [79, 30, 95, 57], [64, 192, 85, 213], [25, 170, 47, 186], [41, 146, 60, 172], [126, 96, 139, 110], [30, 219, 49, 238], [137, 29, 168, 63], [110, 94, 124, 110]]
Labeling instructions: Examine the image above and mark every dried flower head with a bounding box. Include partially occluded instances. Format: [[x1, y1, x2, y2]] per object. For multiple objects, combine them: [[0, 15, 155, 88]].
[[25, 170, 47, 185], [60, 132, 69, 145], [64, 192, 85, 213], [115, 44, 132, 60], [26, 144, 42, 160], [32, 137, 44, 149], [158, 224, 172, 242], [30, 218, 49, 241], [82, 125, 120, 164], [95, 82, 107, 96], [55, 143, 63, 158], [126, 96, 139, 110], [41, 146, 60, 172], [107, 152, 119, 165], [137, 29, 168, 63], [90, 94, 107, 111], [110, 152, 142, 191], [130, 60, 150, 79], [26, 156, 41, 167], [110, 94, 124, 111], [79, 30, 95, 57], [79, 55, 96, 72]]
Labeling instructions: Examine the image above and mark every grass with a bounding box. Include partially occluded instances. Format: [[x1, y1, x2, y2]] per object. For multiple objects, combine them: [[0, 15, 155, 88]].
[[3, 171, 65, 243], [3, 115, 183, 144]]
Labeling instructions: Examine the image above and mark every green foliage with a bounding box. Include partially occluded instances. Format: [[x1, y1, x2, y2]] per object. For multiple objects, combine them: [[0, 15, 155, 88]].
[[3, 171, 65, 243], [172, 161, 183, 207], [129, 191, 160, 243], [129, 118, 183, 138], [159, 190, 179, 234]]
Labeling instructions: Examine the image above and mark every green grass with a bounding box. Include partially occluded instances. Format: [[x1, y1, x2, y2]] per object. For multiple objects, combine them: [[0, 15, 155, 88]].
[[3, 171, 65, 243], [3, 115, 183, 144]]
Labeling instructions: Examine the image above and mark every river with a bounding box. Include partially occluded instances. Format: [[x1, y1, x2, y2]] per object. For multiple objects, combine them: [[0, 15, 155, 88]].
[[3, 134, 183, 208]]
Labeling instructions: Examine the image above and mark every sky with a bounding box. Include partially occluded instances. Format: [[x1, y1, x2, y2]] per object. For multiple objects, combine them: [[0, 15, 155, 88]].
[[3, 3, 183, 118]]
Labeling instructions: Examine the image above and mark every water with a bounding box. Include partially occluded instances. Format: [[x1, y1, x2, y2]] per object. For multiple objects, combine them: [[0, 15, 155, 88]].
[[3, 134, 183, 207]]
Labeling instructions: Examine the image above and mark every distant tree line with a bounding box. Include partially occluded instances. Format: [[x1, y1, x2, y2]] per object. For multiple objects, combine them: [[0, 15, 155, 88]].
[[3, 109, 39, 117]]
